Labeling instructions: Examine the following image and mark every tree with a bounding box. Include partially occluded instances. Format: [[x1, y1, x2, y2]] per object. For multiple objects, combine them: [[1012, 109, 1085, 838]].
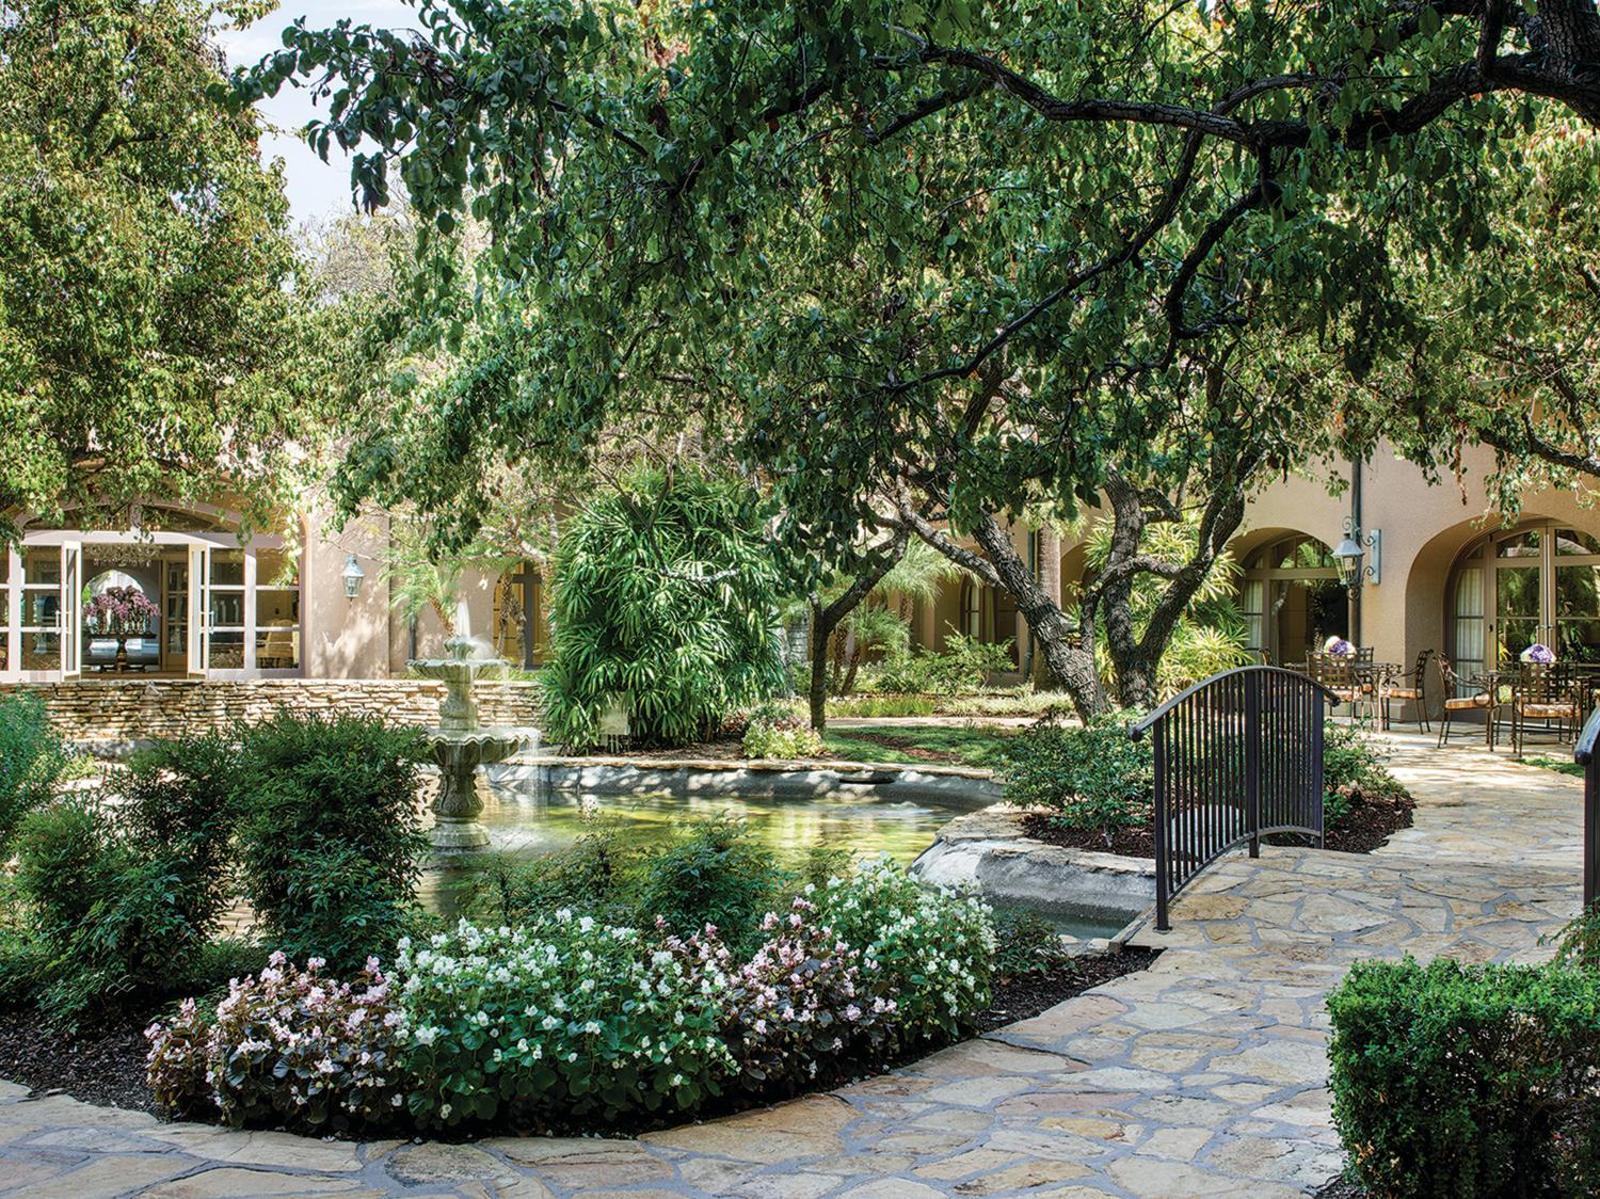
[[0, 0, 304, 541], [244, 2, 1597, 709]]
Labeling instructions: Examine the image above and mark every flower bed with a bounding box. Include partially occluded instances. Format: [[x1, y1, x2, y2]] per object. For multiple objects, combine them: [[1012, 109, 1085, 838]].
[[144, 857, 1001, 1136]]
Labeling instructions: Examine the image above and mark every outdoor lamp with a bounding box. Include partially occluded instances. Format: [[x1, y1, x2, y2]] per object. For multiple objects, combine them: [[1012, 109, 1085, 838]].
[[1333, 518, 1381, 592], [341, 553, 366, 599]]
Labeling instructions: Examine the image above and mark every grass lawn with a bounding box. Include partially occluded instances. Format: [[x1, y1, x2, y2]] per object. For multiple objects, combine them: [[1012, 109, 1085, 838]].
[[1524, 754, 1585, 778], [823, 723, 1017, 768]]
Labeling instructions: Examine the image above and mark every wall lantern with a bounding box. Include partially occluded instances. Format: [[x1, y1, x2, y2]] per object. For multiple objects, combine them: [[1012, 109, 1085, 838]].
[[341, 553, 366, 600], [1333, 517, 1381, 592]]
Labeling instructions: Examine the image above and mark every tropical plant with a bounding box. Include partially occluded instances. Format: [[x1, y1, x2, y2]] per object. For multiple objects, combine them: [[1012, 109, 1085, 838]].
[[543, 470, 788, 749]]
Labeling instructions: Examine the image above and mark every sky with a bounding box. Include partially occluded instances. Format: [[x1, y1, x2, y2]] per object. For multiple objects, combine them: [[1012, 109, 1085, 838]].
[[216, 2, 417, 228]]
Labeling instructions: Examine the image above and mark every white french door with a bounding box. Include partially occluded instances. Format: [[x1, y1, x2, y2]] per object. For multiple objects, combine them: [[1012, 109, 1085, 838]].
[[187, 544, 208, 676], [60, 541, 81, 679]]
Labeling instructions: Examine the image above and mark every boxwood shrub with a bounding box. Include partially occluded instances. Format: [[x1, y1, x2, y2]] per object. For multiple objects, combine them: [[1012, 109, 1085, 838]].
[[1327, 956, 1600, 1198]]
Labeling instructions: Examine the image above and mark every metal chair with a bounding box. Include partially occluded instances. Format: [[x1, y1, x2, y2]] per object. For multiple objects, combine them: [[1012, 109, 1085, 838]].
[[1510, 663, 1579, 759], [1382, 648, 1433, 733], [1436, 654, 1493, 748], [1310, 652, 1376, 722]]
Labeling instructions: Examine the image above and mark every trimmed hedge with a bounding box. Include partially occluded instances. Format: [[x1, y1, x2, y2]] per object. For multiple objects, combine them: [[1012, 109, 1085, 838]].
[[1327, 957, 1600, 1198]]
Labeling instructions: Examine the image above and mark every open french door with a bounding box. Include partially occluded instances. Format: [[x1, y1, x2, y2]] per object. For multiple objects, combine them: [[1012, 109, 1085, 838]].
[[60, 541, 81, 679], [187, 544, 209, 677]]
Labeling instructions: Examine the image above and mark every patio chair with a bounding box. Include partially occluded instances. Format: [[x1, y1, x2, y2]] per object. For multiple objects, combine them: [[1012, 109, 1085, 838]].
[[1510, 663, 1579, 759], [1382, 648, 1433, 734], [1310, 652, 1376, 722], [1436, 654, 1493, 749]]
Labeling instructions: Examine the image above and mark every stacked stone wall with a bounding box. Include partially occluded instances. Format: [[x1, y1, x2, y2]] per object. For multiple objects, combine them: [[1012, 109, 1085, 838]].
[[0, 678, 542, 745]]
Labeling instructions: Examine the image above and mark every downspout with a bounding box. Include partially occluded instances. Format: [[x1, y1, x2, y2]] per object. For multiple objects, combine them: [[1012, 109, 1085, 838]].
[[1350, 458, 1363, 647]]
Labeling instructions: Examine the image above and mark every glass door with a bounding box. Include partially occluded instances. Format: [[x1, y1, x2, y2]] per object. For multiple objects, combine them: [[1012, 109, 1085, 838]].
[[60, 542, 81, 678], [187, 544, 208, 676], [164, 556, 189, 673]]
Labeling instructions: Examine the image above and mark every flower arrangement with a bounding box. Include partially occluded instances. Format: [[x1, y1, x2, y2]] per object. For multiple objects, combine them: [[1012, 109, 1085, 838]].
[[1520, 642, 1556, 665], [83, 585, 158, 639], [1324, 636, 1355, 658], [146, 954, 409, 1132]]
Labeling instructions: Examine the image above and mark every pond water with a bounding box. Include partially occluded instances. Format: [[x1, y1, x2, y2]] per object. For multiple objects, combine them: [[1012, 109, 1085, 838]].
[[422, 779, 1131, 941]]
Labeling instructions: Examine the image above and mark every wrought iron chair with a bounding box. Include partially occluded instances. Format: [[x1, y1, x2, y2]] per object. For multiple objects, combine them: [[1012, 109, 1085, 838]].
[[1510, 662, 1579, 759], [1310, 652, 1376, 722], [1382, 648, 1433, 733], [1436, 654, 1493, 748]]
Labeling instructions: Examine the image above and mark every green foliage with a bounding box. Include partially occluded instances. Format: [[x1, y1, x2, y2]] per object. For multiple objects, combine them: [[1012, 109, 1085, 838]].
[[635, 819, 790, 955], [990, 909, 1078, 983], [0, 0, 304, 537], [232, 712, 429, 972], [399, 917, 733, 1130], [1549, 901, 1600, 972], [742, 708, 826, 759], [1328, 957, 1600, 1198], [0, 692, 64, 854], [813, 856, 994, 1047], [469, 829, 639, 930], [543, 470, 787, 750], [826, 693, 938, 718], [1001, 715, 1153, 844], [873, 634, 1017, 696], [1322, 721, 1411, 826], [822, 724, 1015, 768]]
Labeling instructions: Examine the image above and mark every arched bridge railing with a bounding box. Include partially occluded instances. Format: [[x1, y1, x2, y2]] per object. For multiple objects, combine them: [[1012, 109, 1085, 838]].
[[1572, 705, 1600, 910], [1130, 666, 1340, 931]]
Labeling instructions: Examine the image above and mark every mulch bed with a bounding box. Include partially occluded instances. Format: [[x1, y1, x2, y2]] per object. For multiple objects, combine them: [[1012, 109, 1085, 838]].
[[0, 1005, 159, 1115], [1019, 785, 1415, 860], [973, 947, 1158, 1033], [0, 950, 1158, 1122]]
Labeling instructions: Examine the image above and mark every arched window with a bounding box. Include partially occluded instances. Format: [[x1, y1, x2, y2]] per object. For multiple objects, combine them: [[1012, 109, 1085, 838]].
[[958, 577, 983, 641], [1239, 534, 1346, 664], [493, 561, 547, 669]]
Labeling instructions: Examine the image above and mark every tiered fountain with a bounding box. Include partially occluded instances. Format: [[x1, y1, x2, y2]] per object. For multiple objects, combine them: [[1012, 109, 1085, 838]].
[[409, 610, 528, 856]]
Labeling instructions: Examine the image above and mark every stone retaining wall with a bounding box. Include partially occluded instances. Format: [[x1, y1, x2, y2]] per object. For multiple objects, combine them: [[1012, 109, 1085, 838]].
[[0, 678, 543, 744]]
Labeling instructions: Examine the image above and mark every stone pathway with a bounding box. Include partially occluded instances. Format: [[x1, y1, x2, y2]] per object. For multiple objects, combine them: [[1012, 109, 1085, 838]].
[[0, 734, 1585, 1198]]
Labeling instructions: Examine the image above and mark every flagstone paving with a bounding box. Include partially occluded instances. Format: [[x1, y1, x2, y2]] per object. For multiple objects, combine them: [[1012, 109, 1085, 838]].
[[0, 732, 1585, 1198]]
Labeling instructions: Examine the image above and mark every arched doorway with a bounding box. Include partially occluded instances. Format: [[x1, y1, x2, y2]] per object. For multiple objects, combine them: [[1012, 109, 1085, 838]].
[[1447, 521, 1600, 677], [492, 561, 547, 669], [1238, 534, 1349, 664]]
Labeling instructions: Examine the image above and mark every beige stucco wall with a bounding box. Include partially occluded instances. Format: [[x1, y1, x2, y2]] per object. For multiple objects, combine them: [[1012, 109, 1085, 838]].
[[302, 510, 393, 679]]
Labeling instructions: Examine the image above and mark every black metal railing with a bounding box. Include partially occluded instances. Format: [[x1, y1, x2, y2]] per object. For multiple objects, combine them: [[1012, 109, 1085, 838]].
[[1572, 706, 1600, 909], [1130, 665, 1339, 930]]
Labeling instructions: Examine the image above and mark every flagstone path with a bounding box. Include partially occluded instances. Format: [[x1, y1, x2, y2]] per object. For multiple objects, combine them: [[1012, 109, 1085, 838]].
[[0, 733, 1584, 1199]]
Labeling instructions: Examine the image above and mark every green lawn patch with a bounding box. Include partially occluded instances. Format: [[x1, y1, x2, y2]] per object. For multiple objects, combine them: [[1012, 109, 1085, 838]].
[[822, 724, 1017, 768]]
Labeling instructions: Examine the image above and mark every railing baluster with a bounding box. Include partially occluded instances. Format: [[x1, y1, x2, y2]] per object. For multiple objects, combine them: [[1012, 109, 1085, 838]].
[[1132, 666, 1337, 929]]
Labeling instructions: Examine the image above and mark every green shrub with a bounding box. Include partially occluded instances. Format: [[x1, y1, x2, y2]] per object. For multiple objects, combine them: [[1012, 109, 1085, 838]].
[[1001, 714, 1152, 845], [1322, 720, 1411, 825], [873, 633, 1016, 696], [635, 818, 789, 954], [742, 712, 824, 758], [1549, 900, 1600, 972], [543, 469, 787, 750], [813, 856, 994, 1046], [0, 691, 65, 853], [826, 693, 937, 718], [1328, 957, 1600, 1198], [990, 908, 1076, 982], [233, 712, 429, 972], [13, 796, 216, 1022], [398, 916, 732, 1129], [468, 829, 639, 928]]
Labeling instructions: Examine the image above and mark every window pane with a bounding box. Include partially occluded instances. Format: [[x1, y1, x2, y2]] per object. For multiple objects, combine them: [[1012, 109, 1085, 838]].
[[21, 632, 60, 670], [1558, 618, 1600, 665], [210, 550, 245, 587], [23, 551, 60, 586], [255, 548, 298, 587], [1556, 529, 1600, 556], [208, 630, 244, 669], [21, 591, 59, 628], [1557, 564, 1600, 618], [1496, 529, 1542, 558], [254, 626, 300, 669], [256, 587, 299, 626], [209, 590, 245, 628]]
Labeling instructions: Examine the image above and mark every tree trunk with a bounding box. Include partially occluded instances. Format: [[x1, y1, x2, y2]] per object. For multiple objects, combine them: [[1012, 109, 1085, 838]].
[[806, 531, 908, 731]]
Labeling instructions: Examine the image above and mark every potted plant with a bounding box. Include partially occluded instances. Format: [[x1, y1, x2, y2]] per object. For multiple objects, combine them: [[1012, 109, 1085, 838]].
[[83, 585, 159, 672]]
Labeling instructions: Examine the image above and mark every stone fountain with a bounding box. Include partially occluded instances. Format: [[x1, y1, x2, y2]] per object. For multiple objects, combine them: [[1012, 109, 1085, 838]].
[[409, 610, 527, 856]]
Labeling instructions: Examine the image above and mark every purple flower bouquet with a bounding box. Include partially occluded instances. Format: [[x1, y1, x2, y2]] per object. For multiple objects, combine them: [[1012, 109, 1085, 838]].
[[1519, 642, 1556, 665], [1323, 636, 1355, 658]]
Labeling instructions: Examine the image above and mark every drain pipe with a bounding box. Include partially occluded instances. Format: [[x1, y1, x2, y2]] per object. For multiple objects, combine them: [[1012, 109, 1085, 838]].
[[1349, 459, 1363, 647]]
